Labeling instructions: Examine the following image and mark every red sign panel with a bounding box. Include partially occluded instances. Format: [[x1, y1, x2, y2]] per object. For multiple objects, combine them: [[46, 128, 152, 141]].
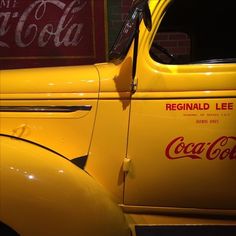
[[0, 0, 107, 69]]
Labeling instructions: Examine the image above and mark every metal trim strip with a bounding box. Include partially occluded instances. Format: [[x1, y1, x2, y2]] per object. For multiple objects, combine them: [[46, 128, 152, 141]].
[[0, 105, 92, 113]]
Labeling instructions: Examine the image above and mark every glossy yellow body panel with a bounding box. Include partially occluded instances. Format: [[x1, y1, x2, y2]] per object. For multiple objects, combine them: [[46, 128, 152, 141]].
[[0, 66, 99, 159], [85, 60, 132, 202], [0, 135, 129, 236], [97, 58, 132, 95], [0, 66, 99, 95], [86, 100, 130, 202]]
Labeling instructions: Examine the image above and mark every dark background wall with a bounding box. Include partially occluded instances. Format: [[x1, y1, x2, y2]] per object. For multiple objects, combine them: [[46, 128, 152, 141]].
[[107, 0, 132, 50]]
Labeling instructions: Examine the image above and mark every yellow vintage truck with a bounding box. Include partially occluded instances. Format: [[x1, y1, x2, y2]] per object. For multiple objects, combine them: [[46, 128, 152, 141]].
[[0, 0, 236, 235]]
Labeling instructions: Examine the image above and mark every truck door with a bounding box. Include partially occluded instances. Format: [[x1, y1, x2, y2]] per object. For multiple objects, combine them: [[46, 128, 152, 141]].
[[124, 0, 236, 210]]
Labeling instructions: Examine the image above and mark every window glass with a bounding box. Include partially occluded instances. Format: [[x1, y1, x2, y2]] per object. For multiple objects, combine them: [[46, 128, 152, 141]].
[[150, 0, 236, 64]]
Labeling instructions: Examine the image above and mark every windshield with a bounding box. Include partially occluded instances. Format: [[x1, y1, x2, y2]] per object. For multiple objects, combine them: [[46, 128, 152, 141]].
[[109, 1, 146, 60]]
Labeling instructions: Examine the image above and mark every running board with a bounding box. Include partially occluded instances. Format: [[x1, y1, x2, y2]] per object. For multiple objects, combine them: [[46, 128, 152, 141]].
[[135, 225, 236, 236]]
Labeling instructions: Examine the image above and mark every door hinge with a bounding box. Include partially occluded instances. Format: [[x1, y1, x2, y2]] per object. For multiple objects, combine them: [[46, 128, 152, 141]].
[[123, 158, 131, 173], [131, 80, 137, 93]]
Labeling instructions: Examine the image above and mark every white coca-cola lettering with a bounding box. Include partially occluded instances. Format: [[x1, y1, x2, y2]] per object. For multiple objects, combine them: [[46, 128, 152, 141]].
[[166, 136, 236, 160], [0, 11, 10, 47], [0, 0, 86, 48], [0, 0, 17, 8]]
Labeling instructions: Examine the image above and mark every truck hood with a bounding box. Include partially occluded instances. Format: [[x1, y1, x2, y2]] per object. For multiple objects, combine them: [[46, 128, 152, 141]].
[[0, 65, 99, 99]]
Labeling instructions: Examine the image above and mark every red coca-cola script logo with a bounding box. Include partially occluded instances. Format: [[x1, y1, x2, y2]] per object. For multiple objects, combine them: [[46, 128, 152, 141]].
[[165, 136, 236, 160]]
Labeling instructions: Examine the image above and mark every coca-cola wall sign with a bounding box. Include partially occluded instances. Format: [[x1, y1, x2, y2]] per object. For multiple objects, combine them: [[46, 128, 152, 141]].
[[0, 0, 107, 69]]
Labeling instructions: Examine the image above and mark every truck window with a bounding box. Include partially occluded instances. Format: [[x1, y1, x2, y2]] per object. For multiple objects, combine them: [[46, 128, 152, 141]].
[[150, 0, 236, 65]]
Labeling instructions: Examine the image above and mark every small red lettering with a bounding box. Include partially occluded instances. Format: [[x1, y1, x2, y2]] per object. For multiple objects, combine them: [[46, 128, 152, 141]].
[[166, 104, 172, 111], [165, 103, 210, 111], [229, 103, 234, 110], [216, 103, 234, 110]]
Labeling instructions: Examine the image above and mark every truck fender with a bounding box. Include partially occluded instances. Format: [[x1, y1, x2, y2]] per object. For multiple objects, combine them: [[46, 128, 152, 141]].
[[0, 135, 130, 236]]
